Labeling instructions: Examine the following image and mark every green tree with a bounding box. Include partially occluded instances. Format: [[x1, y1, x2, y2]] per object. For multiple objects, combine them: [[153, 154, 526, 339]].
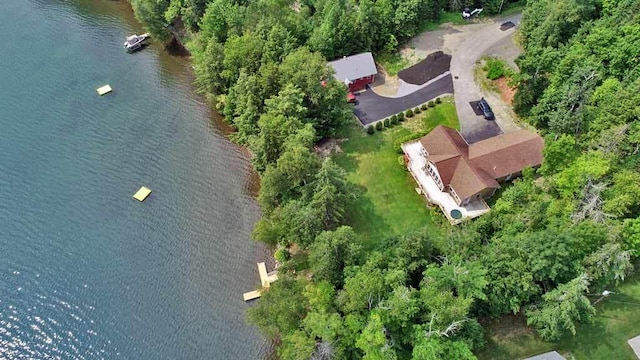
[[279, 330, 316, 360], [584, 242, 633, 285], [279, 48, 350, 137], [603, 170, 640, 217], [311, 158, 355, 229], [411, 336, 476, 360], [309, 226, 362, 287], [191, 36, 226, 94], [246, 276, 308, 339], [355, 312, 398, 360], [526, 273, 596, 341], [622, 217, 640, 256], [131, 0, 172, 40], [422, 259, 488, 301], [482, 236, 540, 315], [540, 134, 579, 175], [199, 0, 245, 42]]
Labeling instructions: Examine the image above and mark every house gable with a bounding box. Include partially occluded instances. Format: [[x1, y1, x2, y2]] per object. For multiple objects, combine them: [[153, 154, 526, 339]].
[[418, 125, 543, 203]]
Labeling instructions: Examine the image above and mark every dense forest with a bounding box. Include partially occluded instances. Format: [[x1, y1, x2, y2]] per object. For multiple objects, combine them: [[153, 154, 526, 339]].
[[129, 0, 640, 358]]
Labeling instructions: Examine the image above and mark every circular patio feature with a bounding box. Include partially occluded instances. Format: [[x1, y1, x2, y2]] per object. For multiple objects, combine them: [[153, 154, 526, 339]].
[[450, 209, 463, 220]]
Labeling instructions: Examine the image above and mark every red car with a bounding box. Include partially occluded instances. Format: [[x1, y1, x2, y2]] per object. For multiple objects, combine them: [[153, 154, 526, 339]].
[[347, 92, 356, 103]]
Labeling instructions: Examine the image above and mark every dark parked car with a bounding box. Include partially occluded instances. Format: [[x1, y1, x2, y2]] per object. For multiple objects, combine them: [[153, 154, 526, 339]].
[[477, 98, 494, 120]]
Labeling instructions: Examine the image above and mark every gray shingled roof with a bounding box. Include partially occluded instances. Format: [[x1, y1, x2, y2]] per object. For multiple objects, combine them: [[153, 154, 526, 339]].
[[524, 351, 566, 360], [327, 52, 377, 84]]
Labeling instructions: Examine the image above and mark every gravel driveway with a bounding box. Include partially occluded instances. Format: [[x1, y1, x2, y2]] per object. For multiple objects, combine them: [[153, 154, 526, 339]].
[[450, 14, 522, 142]]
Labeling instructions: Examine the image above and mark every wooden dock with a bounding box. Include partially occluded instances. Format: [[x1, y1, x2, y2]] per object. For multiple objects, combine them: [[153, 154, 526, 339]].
[[243, 262, 278, 301]]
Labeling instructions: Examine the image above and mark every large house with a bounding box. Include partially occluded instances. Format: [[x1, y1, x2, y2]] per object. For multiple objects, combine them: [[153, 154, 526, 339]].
[[327, 52, 377, 92], [403, 125, 544, 223]]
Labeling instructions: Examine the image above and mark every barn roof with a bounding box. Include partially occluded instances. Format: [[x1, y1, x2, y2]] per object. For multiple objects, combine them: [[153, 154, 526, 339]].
[[328, 52, 377, 83]]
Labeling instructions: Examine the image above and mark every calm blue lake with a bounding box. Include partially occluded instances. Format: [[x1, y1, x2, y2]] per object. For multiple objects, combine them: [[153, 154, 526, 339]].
[[0, 1, 267, 358]]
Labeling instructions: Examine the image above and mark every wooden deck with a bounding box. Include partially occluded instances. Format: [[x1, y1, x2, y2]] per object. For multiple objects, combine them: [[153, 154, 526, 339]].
[[243, 262, 278, 301]]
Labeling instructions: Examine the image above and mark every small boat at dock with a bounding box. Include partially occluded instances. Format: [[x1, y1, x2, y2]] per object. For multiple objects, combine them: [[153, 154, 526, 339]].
[[124, 33, 149, 52]]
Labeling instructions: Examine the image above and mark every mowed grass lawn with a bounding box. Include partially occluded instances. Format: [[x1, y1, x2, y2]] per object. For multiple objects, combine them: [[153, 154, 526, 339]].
[[477, 275, 640, 360], [333, 98, 459, 246]]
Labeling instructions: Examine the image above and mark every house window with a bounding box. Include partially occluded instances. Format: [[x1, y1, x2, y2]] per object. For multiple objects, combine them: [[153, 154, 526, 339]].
[[449, 187, 461, 203]]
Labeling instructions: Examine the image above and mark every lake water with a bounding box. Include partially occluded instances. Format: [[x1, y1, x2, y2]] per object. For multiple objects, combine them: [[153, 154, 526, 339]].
[[0, 1, 268, 358]]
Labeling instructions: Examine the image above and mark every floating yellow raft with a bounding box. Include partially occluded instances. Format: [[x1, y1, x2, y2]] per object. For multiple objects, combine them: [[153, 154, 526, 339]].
[[96, 85, 112, 96], [133, 186, 152, 202]]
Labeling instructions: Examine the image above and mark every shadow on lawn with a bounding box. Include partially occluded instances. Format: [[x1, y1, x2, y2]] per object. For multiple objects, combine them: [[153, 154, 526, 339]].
[[344, 183, 393, 249]]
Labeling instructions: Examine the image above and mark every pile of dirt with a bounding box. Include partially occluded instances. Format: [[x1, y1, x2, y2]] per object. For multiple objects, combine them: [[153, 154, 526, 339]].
[[494, 77, 516, 104], [398, 51, 451, 85]]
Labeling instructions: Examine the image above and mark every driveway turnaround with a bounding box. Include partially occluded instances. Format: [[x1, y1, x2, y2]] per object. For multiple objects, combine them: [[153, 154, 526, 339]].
[[354, 74, 453, 126], [450, 14, 522, 143]]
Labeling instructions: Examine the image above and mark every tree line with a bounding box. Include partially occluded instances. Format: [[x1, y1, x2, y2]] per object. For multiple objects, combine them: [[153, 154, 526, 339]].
[[127, 0, 640, 358]]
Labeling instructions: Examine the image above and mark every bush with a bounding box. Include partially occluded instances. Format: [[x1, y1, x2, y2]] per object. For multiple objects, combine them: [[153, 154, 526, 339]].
[[398, 155, 406, 166], [274, 248, 291, 262], [391, 114, 398, 123], [366, 125, 375, 134], [375, 121, 383, 131], [405, 109, 414, 117], [414, 107, 421, 114], [397, 112, 405, 121], [484, 58, 506, 80], [384, 118, 391, 127], [435, 97, 442, 104], [421, 104, 428, 110], [428, 100, 435, 107]]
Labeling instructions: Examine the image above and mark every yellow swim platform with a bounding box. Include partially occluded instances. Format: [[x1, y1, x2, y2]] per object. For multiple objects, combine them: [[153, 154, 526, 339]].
[[133, 186, 152, 202], [96, 85, 112, 95]]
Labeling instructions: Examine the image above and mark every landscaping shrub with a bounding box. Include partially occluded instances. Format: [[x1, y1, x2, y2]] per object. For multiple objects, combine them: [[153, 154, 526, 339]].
[[484, 58, 506, 80], [421, 104, 428, 110], [435, 97, 442, 104], [428, 100, 435, 107], [384, 118, 390, 127], [398, 155, 406, 166], [397, 112, 405, 121], [375, 121, 383, 131], [391, 115, 399, 125], [366, 125, 375, 134], [274, 248, 290, 262], [414, 107, 421, 114], [405, 109, 414, 117]]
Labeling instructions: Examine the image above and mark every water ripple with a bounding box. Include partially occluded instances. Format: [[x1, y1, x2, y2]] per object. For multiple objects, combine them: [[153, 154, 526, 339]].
[[0, 1, 266, 359]]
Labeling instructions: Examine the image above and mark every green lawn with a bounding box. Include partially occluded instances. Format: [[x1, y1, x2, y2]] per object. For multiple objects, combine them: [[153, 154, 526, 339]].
[[334, 99, 459, 247], [477, 275, 640, 360]]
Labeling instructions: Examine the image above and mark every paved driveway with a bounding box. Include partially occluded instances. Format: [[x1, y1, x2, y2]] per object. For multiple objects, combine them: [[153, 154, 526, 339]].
[[354, 74, 453, 126], [450, 14, 522, 143]]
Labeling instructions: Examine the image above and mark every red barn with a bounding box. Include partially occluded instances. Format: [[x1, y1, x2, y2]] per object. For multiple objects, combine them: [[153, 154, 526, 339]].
[[328, 52, 377, 92]]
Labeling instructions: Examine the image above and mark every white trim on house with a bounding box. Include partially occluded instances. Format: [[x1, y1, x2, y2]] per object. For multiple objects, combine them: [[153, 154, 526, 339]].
[[403, 141, 490, 224]]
